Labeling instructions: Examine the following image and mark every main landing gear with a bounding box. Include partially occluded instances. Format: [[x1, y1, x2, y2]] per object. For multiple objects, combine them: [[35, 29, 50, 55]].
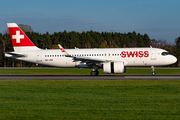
[[151, 66, 156, 76], [90, 70, 99, 76]]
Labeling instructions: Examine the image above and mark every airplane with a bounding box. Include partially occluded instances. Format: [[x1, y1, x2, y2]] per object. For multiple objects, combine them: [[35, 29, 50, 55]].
[[5, 23, 177, 76]]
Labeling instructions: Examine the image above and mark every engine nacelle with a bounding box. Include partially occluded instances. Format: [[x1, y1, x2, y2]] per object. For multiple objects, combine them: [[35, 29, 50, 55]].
[[103, 61, 126, 74]]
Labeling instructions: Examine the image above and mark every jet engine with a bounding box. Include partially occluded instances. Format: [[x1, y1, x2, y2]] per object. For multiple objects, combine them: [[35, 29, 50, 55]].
[[103, 61, 126, 74]]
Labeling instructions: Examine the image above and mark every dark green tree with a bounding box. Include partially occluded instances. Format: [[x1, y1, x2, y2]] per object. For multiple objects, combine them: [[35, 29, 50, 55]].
[[19, 24, 34, 33], [175, 37, 180, 67]]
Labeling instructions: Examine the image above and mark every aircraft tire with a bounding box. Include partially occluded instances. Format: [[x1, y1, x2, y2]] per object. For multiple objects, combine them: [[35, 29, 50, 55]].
[[90, 71, 99, 76], [152, 72, 156, 76]]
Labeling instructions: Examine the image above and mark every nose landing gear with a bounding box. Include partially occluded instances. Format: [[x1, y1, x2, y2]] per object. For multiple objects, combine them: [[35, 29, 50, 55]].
[[151, 66, 156, 76]]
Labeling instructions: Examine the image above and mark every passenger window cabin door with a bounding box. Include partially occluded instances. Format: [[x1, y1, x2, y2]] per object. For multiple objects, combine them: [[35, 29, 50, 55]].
[[151, 49, 156, 60], [36, 51, 42, 63]]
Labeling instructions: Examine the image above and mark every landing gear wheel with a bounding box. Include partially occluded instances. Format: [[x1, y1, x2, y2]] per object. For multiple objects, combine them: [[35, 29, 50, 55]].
[[152, 72, 156, 76], [90, 71, 99, 76], [90, 71, 97, 76]]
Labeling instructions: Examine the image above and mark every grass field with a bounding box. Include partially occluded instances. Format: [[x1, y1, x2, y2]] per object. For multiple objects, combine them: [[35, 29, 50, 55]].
[[0, 67, 180, 75], [0, 68, 180, 119], [0, 80, 180, 119]]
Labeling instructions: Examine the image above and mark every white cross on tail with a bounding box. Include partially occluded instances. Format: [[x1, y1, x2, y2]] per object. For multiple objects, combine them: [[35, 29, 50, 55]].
[[12, 31, 24, 43]]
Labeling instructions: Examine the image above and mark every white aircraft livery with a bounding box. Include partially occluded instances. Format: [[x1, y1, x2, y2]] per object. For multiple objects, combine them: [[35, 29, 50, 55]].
[[5, 23, 177, 76]]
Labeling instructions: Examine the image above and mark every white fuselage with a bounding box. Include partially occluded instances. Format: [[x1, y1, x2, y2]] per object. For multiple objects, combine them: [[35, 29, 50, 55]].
[[6, 23, 178, 76], [6, 47, 177, 68]]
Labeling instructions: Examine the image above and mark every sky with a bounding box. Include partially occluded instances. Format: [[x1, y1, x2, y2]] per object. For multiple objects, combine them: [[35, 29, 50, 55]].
[[1, 0, 180, 44]]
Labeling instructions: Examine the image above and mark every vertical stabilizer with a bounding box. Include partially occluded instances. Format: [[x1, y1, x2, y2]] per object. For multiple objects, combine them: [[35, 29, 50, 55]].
[[7, 23, 40, 52]]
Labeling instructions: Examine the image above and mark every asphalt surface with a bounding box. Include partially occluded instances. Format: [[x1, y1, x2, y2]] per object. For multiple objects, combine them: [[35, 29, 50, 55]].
[[0, 75, 180, 80]]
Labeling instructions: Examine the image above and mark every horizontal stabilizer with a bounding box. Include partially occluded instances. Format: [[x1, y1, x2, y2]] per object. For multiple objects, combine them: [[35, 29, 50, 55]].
[[5, 52, 26, 57]]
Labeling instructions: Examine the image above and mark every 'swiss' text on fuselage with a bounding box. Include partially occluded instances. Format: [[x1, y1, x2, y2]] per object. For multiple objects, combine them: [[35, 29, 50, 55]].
[[121, 51, 149, 58]]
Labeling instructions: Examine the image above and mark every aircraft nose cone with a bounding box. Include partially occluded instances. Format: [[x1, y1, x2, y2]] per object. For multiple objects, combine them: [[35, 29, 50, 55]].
[[173, 56, 177, 63], [171, 56, 177, 64]]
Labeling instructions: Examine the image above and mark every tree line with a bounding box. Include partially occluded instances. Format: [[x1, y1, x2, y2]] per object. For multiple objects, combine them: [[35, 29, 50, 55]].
[[0, 25, 180, 67]]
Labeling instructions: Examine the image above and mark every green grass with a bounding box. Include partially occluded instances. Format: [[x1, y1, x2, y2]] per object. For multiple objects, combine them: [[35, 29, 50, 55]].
[[0, 68, 179, 75], [123, 68, 180, 75], [0, 80, 180, 119]]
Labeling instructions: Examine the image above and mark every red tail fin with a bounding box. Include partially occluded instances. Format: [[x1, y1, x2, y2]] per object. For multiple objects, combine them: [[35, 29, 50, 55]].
[[7, 23, 40, 52]]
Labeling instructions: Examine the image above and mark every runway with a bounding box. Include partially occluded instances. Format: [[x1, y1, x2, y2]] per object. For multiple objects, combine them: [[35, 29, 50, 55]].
[[0, 75, 180, 80]]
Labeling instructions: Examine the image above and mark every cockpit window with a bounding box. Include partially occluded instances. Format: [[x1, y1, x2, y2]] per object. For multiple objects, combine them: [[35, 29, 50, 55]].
[[161, 52, 171, 56]]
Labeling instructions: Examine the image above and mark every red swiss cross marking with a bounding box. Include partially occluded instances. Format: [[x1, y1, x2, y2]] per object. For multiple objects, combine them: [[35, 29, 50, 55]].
[[8, 27, 35, 47], [12, 31, 24, 43]]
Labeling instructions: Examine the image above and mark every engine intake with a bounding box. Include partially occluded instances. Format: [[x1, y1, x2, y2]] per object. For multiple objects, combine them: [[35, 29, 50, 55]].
[[103, 61, 126, 74]]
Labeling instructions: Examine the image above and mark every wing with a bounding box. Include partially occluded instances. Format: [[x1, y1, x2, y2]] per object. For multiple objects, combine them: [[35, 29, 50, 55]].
[[71, 56, 111, 63], [58, 44, 112, 64]]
